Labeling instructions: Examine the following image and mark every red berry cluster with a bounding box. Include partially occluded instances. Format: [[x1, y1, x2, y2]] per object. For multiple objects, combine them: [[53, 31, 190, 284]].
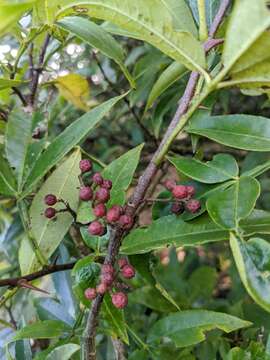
[[44, 194, 58, 218], [77, 159, 134, 236], [84, 257, 135, 309], [164, 180, 201, 215], [43, 159, 134, 234]]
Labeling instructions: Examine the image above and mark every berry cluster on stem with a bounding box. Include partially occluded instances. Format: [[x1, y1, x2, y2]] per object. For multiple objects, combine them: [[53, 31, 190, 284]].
[[43, 159, 134, 234], [84, 257, 135, 309], [163, 180, 201, 215]]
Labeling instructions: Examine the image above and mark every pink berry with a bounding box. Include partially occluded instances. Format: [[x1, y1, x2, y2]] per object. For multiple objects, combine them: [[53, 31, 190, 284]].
[[121, 265, 135, 279], [44, 194, 57, 206], [112, 292, 128, 309], [101, 272, 114, 286], [44, 207, 56, 219], [118, 214, 133, 229], [186, 185, 196, 197], [84, 288, 96, 300], [96, 283, 107, 294], [172, 185, 188, 199], [95, 188, 110, 203], [164, 179, 176, 191], [79, 159, 92, 173], [186, 199, 201, 213], [101, 264, 114, 274], [106, 206, 121, 223], [88, 221, 105, 236], [79, 186, 93, 201], [118, 258, 128, 269], [92, 172, 103, 185], [171, 202, 184, 215], [93, 203, 106, 218], [102, 179, 112, 189]]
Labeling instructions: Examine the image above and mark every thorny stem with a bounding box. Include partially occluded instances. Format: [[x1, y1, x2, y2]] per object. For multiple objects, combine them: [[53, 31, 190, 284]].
[[82, 1, 231, 358], [0, 262, 75, 288]]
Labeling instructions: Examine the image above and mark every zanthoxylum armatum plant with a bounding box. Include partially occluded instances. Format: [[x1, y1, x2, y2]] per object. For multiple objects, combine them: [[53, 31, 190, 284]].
[[1, 0, 270, 359]]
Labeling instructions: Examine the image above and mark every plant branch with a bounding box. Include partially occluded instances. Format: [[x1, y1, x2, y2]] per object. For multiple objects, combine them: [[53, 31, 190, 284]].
[[29, 34, 50, 107], [209, 0, 231, 38], [0, 262, 76, 288], [198, 0, 208, 41], [83, 1, 231, 358]]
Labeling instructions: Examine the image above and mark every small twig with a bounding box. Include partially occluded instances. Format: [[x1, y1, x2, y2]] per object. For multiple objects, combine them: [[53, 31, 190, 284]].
[[4, 304, 17, 330], [0, 262, 76, 288], [209, 0, 231, 38], [29, 34, 50, 107], [112, 338, 126, 360], [12, 87, 27, 107]]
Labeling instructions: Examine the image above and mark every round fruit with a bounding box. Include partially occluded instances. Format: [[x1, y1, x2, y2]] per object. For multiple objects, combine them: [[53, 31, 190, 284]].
[[79, 159, 92, 173], [44, 207, 56, 219], [112, 292, 128, 309], [172, 185, 188, 199], [95, 188, 110, 203], [79, 186, 93, 201], [93, 203, 106, 218], [92, 172, 103, 185], [84, 288, 96, 300], [44, 194, 57, 206], [88, 221, 105, 236], [186, 199, 201, 213], [121, 265, 135, 279]]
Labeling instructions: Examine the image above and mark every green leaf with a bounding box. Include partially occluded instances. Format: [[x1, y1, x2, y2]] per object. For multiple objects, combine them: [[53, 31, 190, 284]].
[[222, 0, 270, 74], [168, 154, 239, 184], [56, 0, 207, 76], [72, 256, 100, 306], [146, 61, 187, 110], [240, 210, 270, 236], [45, 344, 80, 360], [0, 1, 35, 36], [121, 215, 228, 255], [242, 158, 270, 178], [80, 226, 109, 252], [159, 0, 197, 35], [187, 113, 270, 151], [102, 144, 143, 206], [56, 16, 135, 88], [148, 310, 251, 347], [0, 78, 26, 90], [0, 152, 16, 196], [34, 298, 75, 326], [11, 320, 71, 342], [102, 294, 129, 344], [20, 149, 81, 274], [122, 209, 270, 255], [130, 286, 177, 313], [23, 94, 124, 196], [5, 110, 32, 190], [206, 177, 260, 230], [230, 233, 270, 313]]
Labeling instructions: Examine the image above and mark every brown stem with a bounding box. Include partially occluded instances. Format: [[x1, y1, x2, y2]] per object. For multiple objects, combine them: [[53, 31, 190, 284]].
[[112, 338, 127, 360], [209, 0, 231, 38], [83, 1, 231, 358], [0, 262, 75, 287], [29, 34, 50, 107]]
